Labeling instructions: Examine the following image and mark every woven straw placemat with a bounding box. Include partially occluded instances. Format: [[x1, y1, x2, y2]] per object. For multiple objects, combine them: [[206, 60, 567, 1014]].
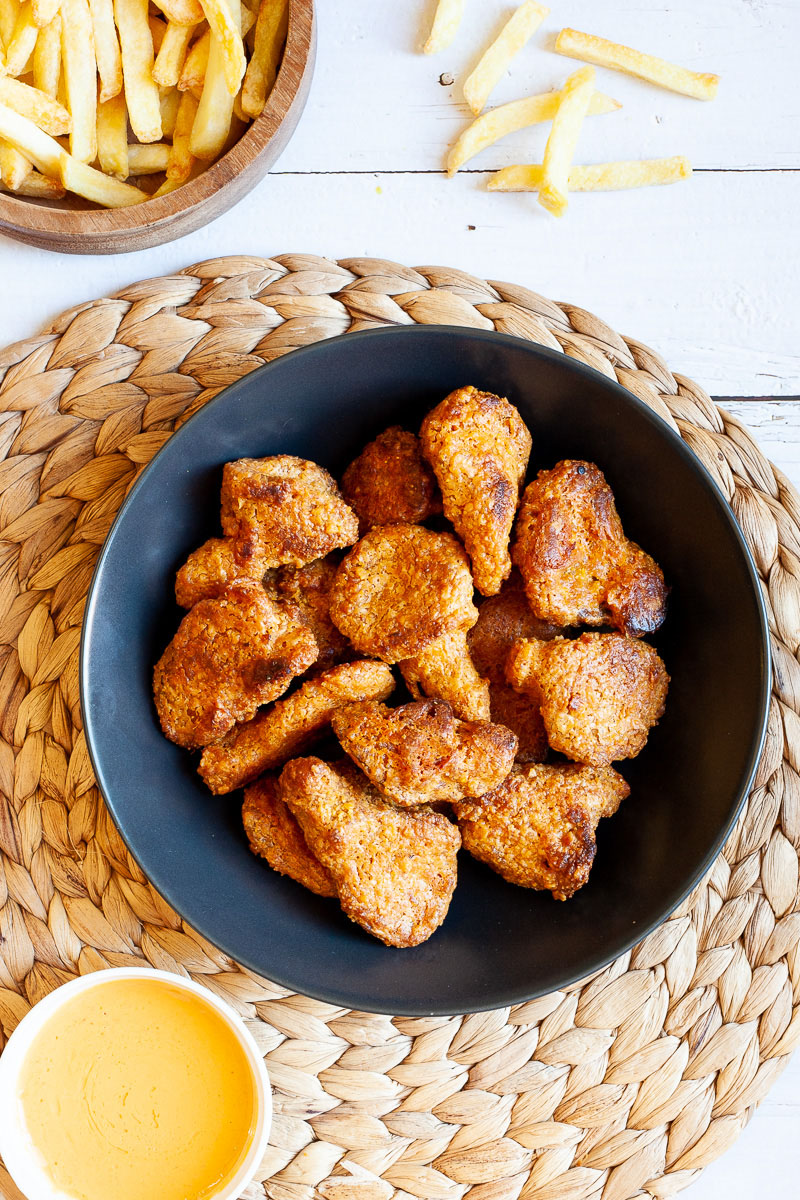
[[0, 254, 799, 1200]]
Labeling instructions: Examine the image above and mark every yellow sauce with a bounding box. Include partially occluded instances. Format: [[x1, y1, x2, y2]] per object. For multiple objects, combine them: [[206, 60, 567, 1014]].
[[18, 977, 257, 1200]]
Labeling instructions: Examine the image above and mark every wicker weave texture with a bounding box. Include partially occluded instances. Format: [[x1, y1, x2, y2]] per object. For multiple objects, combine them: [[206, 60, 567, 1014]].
[[0, 255, 799, 1200]]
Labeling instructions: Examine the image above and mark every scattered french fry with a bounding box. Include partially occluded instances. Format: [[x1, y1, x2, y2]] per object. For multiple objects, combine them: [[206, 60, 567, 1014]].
[[196, 0, 245, 95], [151, 0, 202, 26], [177, 24, 207, 89], [0, 74, 71, 133], [166, 85, 196, 179], [61, 153, 147, 203], [114, 0, 162, 142], [446, 88, 620, 176], [554, 27, 719, 101], [0, 0, 18, 48], [152, 18, 195, 86], [30, 0, 58, 28], [126, 140, 169, 172], [189, 0, 238, 157], [538, 65, 594, 217], [241, 0, 286, 118], [0, 140, 32, 187], [88, 0, 123, 102], [462, 0, 547, 116], [96, 89, 127, 175], [0, 166, 64, 194], [32, 11, 61, 96], [60, 0, 97, 162], [423, 0, 463, 55], [5, 2, 39, 76], [488, 156, 693, 192], [159, 80, 180, 135]]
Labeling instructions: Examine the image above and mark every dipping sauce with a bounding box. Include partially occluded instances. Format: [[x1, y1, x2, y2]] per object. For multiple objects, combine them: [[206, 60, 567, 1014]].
[[18, 976, 257, 1200]]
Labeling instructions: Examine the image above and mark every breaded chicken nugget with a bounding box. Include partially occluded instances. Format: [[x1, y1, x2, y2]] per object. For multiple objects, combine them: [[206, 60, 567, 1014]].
[[507, 633, 669, 766], [331, 698, 516, 807], [242, 775, 336, 897], [421, 386, 532, 596], [199, 660, 395, 794], [175, 536, 268, 608], [467, 572, 559, 760], [341, 426, 441, 534], [512, 460, 668, 637], [280, 757, 461, 947], [270, 558, 353, 671], [329, 524, 478, 663], [400, 628, 491, 722], [221, 456, 359, 569], [153, 582, 318, 749], [456, 762, 629, 900]]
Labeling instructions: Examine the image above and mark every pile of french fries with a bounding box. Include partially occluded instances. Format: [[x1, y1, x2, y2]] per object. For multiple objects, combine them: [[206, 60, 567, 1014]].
[[423, 0, 719, 216], [0, 0, 288, 207]]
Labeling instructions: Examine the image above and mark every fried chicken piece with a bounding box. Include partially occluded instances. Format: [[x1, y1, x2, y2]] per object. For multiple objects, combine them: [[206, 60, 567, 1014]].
[[331, 698, 516, 807], [175, 536, 269, 608], [221, 456, 359, 569], [269, 558, 353, 671], [400, 628, 490, 722], [511, 460, 668, 637], [329, 523, 478, 663], [242, 775, 336, 897], [199, 660, 395, 794], [507, 633, 669, 766], [280, 758, 460, 947], [153, 582, 318, 749], [455, 762, 629, 900], [467, 571, 560, 761], [341, 426, 441, 534], [420, 386, 532, 596]]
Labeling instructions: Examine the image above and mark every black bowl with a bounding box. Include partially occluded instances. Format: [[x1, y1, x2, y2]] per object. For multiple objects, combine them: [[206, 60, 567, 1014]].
[[81, 327, 770, 1015]]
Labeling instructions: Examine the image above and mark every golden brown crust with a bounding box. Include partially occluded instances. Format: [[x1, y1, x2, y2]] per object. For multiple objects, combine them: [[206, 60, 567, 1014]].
[[507, 633, 669, 766], [329, 524, 478, 663], [485, 685, 548, 764], [400, 628, 490, 722], [270, 558, 353, 671], [341, 426, 441, 533], [420, 386, 532, 596], [152, 582, 319, 749], [199, 660, 396, 794], [511, 460, 668, 637], [175, 537, 269, 608], [280, 758, 461, 947], [220, 455, 359, 569], [331, 698, 517, 807], [456, 762, 630, 900], [242, 775, 337, 897]]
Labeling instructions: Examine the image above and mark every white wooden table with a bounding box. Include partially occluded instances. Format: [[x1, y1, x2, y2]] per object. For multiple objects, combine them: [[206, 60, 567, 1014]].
[[1, 2, 798, 1194]]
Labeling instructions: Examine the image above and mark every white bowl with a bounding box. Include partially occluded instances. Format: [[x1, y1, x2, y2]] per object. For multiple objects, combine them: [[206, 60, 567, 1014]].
[[0, 967, 272, 1200]]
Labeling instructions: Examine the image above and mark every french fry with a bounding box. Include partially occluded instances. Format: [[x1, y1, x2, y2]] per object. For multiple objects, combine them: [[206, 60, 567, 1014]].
[[5, 2, 39, 76], [241, 0, 285, 118], [166, 86, 196, 179], [196, 0, 244, 94], [0, 0, 18, 47], [150, 0, 202, 25], [446, 88, 620, 176], [189, 0, 238, 158], [1, 166, 64, 194], [0, 140, 32, 187], [177, 24, 207, 89], [0, 73, 70, 133], [488, 156, 693, 193], [32, 11, 60, 96], [463, 1, 548, 115], [61, 154, 146, 203], [60, 0, 96, 161], [114, 0, 162, 141], [96, 89, 127, 176], [423, 0, 463, 55], [554, 27, 719, 101], [538, 65, 594, 217], [159, 80, 180, 135], [88, 0, 122, 101], [126, 140, 169, 172], [0, 97, 62, 171], [30, 0, 58, 28], [152, 19, 195, 86], [148, 12, 165, 50]]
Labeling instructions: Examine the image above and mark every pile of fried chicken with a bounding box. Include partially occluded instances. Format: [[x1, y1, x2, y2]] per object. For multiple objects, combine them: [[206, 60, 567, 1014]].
[[153, 386, 670, 948]]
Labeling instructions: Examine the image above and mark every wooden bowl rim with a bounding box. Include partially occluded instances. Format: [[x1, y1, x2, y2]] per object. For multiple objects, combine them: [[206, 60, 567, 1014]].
[[0, 0, 313, 236]]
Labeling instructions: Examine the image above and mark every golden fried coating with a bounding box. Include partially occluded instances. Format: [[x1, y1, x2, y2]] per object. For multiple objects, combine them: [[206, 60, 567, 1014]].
[[270, 558, 353, 671], [507, 633, 669, 766], [153, 582, 318, 749], [175, 536, 269, 608], [329, 524, 478, 663], [456, 762, 629, 900], [341, 426, 441, 533], [242, 775, 336, 897], [221, 456, 359, 569], [198, 660, 395, 794], [280, 758, 461, 947], [400, 628, 491, 722], [420, 386, 532, 596], [331, 698, 516, 807], [511, 460, 668, 637]]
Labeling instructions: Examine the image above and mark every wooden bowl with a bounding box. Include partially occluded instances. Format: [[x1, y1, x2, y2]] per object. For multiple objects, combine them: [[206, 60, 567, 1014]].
[[0, 0, 315, 255]]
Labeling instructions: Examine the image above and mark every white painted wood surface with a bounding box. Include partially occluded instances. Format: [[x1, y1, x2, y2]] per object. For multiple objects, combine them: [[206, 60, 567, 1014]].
[[0, 2, 798, 1196]]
